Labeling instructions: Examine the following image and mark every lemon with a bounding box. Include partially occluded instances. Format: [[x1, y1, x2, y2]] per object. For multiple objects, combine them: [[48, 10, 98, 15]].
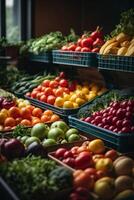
[[81, 87, 89, 95], [73, 102, 79, 108], [63, 101, 73, 109], [54, 97, 64, 107], [70, 94, 77, 102], [63, 94, 70, 101], [76, 98, 86, 106]]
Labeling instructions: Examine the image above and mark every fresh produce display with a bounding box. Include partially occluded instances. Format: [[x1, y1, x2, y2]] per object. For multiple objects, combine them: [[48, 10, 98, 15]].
[[0, 96, 60, 131], [61, 27, 104, 52], [20, 30, 78, 55], [78, 88, 134, 134], [12, 121, 84, 149], [0, 156, 73, 200], [100, 9, 134, 56], [51, 140, 134, 200], [26, 72, 107, 109], [11, 72, 55, 96]]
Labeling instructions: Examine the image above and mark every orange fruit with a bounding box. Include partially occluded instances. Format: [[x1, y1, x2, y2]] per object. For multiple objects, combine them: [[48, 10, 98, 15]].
[[4, 117, 16, 127], [50, 114, 60, 122], [55, 88, 64, 97], [26, 105, 35, 113], [15, 117, 23, 125], [41, 115, 50, 123], [1, 109, 9, 117], [32, 108, 43, 118], [20, 119, 31, 126], [20, 107, 31, 120], [8, 107, 21, 119], [32, 118, 42, 125], [43, 110, 53, 116]]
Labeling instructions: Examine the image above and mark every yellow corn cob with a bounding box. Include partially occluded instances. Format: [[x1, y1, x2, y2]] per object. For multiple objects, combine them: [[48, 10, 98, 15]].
[[117, 47, 128, 56], [125, 45, 134, 56], [99, 38, 116, 54], [120, 41, 130, 47]]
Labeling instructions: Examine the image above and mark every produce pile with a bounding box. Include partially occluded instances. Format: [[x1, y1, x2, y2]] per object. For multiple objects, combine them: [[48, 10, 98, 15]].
[[51, 139, 134, 200], [61, 27, 104, 52], [26, 72, 107, 109], [100, 9, 134, 56], [78, 89, 134, 134], [0, 156, 73, 200], [0, 91, 60, 131], [20, 30, 78, 55], [11, 121, 84, 149]]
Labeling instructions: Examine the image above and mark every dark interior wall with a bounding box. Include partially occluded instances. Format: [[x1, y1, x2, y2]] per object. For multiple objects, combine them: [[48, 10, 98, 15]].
[[34, 0, 134, 37]]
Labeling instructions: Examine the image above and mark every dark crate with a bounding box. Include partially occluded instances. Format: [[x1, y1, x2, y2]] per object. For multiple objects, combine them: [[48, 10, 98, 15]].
[[25, 96, 92, 117], [29, 52, 52, 63], [52, 50, 98, 67], [69, 115, 134, 153], [98, 54, 134, 72]]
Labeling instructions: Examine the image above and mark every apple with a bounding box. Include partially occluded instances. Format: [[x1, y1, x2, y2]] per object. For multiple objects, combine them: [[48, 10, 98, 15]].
[[3, 139, 25, 160], [75, 151, 92, 169], [31, 123, 49, 140], [51, 121, 69, 133], [42, 138, 56, 147], [25, 136, 41, 147], [63, 150, 73, 158], [62, 157, 75, 168], [65, 128, 79, 139], [48, 128, 64, 141], [68, 134, 80, 142]]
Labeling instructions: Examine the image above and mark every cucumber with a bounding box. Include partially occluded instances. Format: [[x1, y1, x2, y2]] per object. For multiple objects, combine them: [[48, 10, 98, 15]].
[[25, 82, 32, 89], [22, 89, 30, 94], [17, 81, 28, 87], [20, 77, 33, 81], [17, 86, 26, 93], [28, 83, 38, 90]]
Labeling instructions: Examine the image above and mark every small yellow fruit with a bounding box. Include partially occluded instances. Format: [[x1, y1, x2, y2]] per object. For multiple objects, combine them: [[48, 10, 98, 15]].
[[75, 98, 86, 106], [54, 97, 64, 107], [63, 94, 70, 101], [0, 113, 7, 124], [73, 102, 79, 108], [63, 101, 73, 108], [23, 100, 30, 105], [82, 87, 89, 95], [18, 102, 27, 108], [70, 94, 78, 102], [88, 139, 105, 154], [76, 85, 82, 90]]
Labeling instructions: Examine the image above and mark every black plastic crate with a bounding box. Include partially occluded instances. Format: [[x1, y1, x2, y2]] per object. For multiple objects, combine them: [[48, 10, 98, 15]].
[[69, 115, 134, 153], [25, 96, 93, 117], [29, 52, 52, 63], [98, 54, 134, 72], [52, 50, 98, 67]]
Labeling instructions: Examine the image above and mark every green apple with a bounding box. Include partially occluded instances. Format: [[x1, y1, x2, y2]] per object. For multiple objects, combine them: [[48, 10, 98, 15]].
[[25, 137, 41, 147], [21, 136, 29, 144], [51, 121, 69, 133], [48, 128, 64, 141], [65, 128, 79, 139], [68, 134, 80, 142], [61, 139, 68, 144], [31, 123, 49, 140], [42, 139, 56, 147]]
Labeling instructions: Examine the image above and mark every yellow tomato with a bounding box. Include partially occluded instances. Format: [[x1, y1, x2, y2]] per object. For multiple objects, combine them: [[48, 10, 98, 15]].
[[63, 101, 74, 109], [75, 98, 86, 106], [54, 97, 64, 107]]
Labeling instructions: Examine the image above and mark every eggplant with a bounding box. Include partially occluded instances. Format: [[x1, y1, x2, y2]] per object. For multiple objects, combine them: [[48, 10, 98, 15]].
[[25, 142, 47, 158]]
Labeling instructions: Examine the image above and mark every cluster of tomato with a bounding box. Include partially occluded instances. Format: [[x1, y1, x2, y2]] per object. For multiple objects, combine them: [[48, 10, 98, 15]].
[[61, 27, 104, 52]]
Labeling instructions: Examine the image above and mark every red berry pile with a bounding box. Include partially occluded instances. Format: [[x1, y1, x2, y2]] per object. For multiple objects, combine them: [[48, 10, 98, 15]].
[[83, 99, 134, 133]]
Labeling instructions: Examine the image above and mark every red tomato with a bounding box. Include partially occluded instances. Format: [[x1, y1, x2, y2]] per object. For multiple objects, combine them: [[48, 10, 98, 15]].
[[36, 85, 42, 91], [40, 94, 47, 102], [96, 170, 106, 179], [42, 80, 50, 87], [59, 79, 68, 87], [63, 87, 70, 94], [81, 47, 91, 52], [68, 44, 77, 51], [55, 77, 60, 82], [55, 88, 64, 97], [31, 91, 38, 99], [61, 46, 68, 51], [71, 146, 79, 155], [75, 151, 92, 169], [92, 48, 99, 53], [90, 28, 103, 40], [81, 37, 93, 48], [44, 87, 54, 96], [49, 80, 59, 88], [77, 38, 82, 46], [59, 72, 65, 79], [36, 92, 44, 100], [75, 46, 82, 52], [47, 95, 56, 105], [55, 148, 67, 158]]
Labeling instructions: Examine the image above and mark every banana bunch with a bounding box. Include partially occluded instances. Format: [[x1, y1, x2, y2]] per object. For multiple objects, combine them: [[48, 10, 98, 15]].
[[100, 33, 134, 56]]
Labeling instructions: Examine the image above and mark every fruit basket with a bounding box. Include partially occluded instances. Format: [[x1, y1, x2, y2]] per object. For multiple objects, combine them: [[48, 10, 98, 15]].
[[98, 54, 134, 72], [52, 50, 98, 67], [29, 52, 52, 63], [69, 115, 134, 153]]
